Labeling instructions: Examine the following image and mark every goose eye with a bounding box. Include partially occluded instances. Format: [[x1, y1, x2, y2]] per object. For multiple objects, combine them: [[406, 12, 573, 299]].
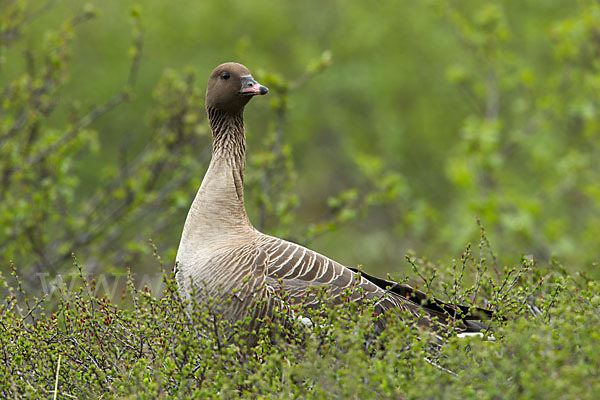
[[221, 71, 230, 80]]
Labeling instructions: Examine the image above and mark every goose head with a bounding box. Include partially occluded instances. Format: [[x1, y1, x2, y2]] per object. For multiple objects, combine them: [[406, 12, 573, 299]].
[[206, 62, 268, 114]]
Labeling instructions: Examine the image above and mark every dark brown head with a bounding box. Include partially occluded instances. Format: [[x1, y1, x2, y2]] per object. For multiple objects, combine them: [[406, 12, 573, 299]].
[[205, 62, 268, 114]]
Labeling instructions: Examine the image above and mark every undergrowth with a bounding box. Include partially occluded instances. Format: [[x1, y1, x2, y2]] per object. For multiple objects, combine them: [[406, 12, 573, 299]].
[[1, 232, 599, 399]]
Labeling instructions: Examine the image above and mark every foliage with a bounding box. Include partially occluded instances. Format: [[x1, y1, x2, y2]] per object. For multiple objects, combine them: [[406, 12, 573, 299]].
[[431, 0, 600, 271], [2, 238, 598, 399], [0, 4, 208, 283], [1, 2, 599, 397], [1, 0, 598, 282]]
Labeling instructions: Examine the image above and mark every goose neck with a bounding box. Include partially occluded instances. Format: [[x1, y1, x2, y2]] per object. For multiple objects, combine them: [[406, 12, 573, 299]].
[[207, 106, 246, 169]]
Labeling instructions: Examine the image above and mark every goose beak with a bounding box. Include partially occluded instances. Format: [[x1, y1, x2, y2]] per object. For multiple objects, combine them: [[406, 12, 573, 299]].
[[240, 76, 268, 96]]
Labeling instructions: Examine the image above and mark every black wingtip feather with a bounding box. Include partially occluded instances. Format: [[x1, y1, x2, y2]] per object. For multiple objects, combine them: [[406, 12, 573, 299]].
[[348, 267, 497, 331]]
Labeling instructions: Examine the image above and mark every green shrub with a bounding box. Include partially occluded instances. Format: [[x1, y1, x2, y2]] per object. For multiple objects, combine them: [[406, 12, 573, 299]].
[[2, 237, 599, 399]]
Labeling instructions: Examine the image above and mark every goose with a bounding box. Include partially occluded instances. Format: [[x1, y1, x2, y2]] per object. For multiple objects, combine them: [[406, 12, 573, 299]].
[[175, 62, 492, 341]]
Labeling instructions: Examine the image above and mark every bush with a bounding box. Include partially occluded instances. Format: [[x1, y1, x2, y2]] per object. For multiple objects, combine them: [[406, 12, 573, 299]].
[[2, 238, 599, 399]]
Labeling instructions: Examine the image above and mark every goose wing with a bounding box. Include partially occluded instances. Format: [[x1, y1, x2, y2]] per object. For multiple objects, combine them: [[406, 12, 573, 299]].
[[257, 235, 394, 306], [254, 235, 491, 334]]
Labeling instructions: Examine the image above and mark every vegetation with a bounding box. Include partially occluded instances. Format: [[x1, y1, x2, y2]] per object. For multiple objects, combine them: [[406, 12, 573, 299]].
[[2, 240, 599, 399], [1, 0, 599, 398]]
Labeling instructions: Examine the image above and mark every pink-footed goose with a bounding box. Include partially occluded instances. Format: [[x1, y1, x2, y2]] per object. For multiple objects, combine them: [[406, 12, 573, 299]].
[[175, 62, 491, 339]]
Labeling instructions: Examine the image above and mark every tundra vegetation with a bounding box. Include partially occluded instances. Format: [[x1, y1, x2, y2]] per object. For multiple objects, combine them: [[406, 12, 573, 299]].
[[1, 1, 599, 398]]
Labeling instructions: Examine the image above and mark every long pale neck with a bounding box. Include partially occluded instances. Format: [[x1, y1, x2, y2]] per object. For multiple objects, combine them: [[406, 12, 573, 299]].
[[178, 107, 255, 252]]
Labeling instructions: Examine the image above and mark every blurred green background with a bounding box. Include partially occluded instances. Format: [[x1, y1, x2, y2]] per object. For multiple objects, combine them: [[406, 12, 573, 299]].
[[1, 0, 599, 284]]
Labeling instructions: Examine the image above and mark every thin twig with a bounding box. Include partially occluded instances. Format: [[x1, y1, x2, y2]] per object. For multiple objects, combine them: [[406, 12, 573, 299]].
[[476, 217, 500, 280], [424, 357, 458, 377], [53, 354, 61, 400]]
